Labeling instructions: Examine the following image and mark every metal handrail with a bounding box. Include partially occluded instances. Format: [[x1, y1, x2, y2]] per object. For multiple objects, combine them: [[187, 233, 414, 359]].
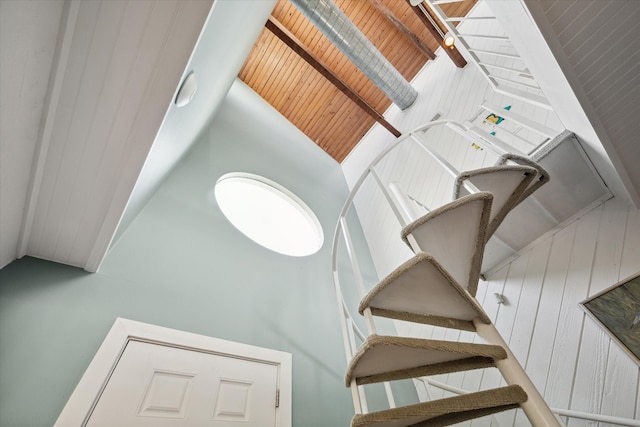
[[331, 119, 478, 413], [330, 119, 515, 413]]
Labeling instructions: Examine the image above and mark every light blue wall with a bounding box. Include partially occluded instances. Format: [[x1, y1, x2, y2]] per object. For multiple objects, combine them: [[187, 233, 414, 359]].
[[0, 80, 382, 426]]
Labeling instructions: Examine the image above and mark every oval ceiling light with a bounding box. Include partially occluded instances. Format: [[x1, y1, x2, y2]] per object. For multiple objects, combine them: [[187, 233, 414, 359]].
[[214, 173, 324, 257], [175, 71, 197, 107]]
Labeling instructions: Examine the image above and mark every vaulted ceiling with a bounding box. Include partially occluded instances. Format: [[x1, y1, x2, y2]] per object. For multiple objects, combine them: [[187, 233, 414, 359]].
[[0, 0, 481, 272], [3, 0, 639, 276], [0, 0, 272, 271], [239, 0, 476, 162]]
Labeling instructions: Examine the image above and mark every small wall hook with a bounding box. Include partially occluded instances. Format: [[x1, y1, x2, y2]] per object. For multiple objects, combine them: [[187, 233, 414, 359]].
[[494, 293, 507, 305]]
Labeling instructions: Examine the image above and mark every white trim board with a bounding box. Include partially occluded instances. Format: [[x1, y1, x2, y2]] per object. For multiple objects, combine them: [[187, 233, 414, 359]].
[[55, 318, 292, 426]]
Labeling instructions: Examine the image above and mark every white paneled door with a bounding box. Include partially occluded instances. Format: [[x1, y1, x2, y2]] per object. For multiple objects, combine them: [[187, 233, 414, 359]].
[[86, 340, 279, 426], [56, 319, 291, 427]]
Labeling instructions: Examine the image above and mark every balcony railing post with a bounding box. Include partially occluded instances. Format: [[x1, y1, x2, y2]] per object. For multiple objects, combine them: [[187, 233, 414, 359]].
[[368, 166, 408, 228], [389, 182, 425, 220], [339, 217, 378, 336]]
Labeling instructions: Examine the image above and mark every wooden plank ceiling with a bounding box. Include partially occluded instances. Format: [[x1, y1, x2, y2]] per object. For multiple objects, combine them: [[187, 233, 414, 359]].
[[239, 0, 476, 162]]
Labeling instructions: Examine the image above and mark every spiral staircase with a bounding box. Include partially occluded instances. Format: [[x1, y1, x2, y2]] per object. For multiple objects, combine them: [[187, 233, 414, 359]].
[[329, 0, 639, 425], [333, 123, 560, 425]]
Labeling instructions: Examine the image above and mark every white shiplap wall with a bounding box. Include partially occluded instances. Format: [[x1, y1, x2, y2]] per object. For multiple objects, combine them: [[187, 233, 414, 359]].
[[525, 0, 640, 206], [538, 0, 640, 201], [3, 0, 214, 271], [341, 1, 640, 424], [402, 197, 640, 426], [0, 0, 65, 270]]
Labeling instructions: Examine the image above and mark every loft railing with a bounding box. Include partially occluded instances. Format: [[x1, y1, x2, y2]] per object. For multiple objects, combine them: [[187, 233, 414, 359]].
[[420, 0, 552, 110]]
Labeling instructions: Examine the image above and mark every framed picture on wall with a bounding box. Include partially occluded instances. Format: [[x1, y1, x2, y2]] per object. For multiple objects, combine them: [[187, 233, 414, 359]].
[[580, 272, 640, 365]]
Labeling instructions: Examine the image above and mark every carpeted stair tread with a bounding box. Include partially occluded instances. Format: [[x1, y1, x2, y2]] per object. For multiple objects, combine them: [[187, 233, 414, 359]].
[[453, 165, 536, 239], [495, 153, 550, 206], [359, 253, 490, 331], [345, 335, 507, 386], [401, 192, 493, 296], [351, 384, 527, 427]]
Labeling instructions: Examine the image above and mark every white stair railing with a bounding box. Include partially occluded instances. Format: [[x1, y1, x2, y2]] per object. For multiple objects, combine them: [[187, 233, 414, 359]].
[[331, 119, 562, 425], [421, 0, 553, 110], [332, 119, 623, 425], [333, 120, 471, 415]]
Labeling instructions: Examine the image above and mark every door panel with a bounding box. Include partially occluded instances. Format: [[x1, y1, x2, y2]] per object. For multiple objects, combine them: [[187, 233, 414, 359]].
[[86, 340, 278, 426]]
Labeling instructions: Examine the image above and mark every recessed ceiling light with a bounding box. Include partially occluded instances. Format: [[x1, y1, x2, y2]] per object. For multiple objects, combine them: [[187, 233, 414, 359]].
[[175, 71, 197, 107], [443, 33, 455, 49]]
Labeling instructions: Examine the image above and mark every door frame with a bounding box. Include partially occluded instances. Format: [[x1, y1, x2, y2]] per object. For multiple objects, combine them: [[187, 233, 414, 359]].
[[55, 318, 292, 426]]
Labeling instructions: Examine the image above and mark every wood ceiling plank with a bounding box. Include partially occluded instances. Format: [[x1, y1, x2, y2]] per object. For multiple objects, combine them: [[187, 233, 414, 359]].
[[335, 117, 375, 161], [340, 112, 372, 147], [238, 30, 270, 84], [272, 53, 308, 111], [279, 64, 322, 119], [296, 80, 338, 131], [337, 0, 364, 26], [335, 126, 370, 161], [258, 51, 291, 103], [239, 0, 477, 161], [441, 0, 474, 18], [369, 0, 435, 59], [304, 84, 343, 132], [260, 55, 283, 99], [278, 66, 378, 160], [246, 31, 274, 82], [307, 91, 353, 143], [313, 46, 356, 88], [278, 81, 308, 120], [280, 6, 308, 39], [260, 46, 292, 102], [392, 0, 415, 22], [280, 60, 330, 119], [378, 33, 415, 67], [266, 15, 400, 138]]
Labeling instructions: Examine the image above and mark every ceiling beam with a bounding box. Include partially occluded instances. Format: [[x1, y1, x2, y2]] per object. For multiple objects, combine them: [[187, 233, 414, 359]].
[[265, 15, 402, 138], [408, 0, 467, 68], [367, 0, 436, 60]]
